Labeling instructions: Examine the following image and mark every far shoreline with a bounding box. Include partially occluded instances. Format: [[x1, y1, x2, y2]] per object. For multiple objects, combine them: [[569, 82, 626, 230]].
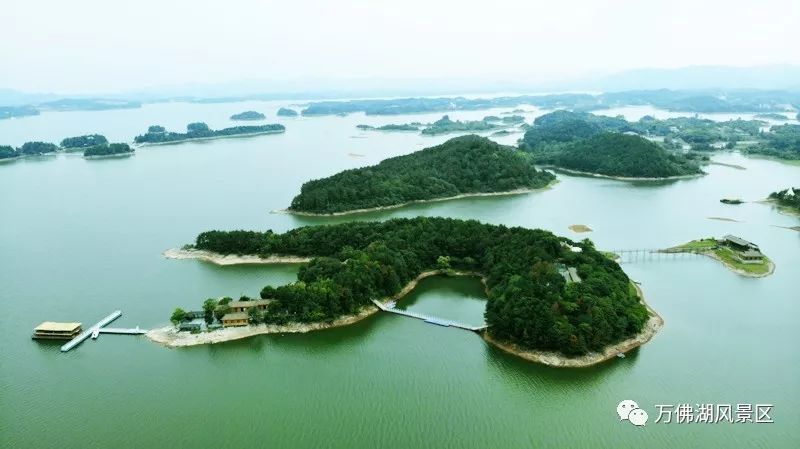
[[275, 180, 559, 217], [134, 129, 285, 147], [542, 165, 704, 182]]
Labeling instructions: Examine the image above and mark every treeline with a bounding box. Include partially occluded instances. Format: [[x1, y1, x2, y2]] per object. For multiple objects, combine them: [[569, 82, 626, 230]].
[[230, 111, 265, 120], [747, 124, 800, 160], [289, 135, 555, 214], [0, 135, 134, 160], [190, 217, 649, 355], [134, 122, 285, 144], [298, 90, 800, 116]]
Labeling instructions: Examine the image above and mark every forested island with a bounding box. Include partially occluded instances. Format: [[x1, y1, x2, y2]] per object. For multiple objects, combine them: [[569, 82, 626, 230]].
[[0, 145, 18, 160], [18, 141, 59, 156], [299, 90, 799, 116], [769, 187, 799, 213], [0, 105, 40, 120], [288, 135, 555, 214], [61, 134, 108, 150], [133, 122, 285, 145], [230, 111, 265, 120], [519, 111, 703, 178], [356, 115, 525, 136], [168, 217, 656, 361], [277, 107, 299, 117], [84, 143, 134, 158]]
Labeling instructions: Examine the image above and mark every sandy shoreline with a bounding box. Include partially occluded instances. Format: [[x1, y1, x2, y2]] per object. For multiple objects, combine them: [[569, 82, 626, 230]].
[[275, 181, 558, 217], [148, 265, 663, 368], [163, 248, 311, 265], [146, 269, 481, 348], [543, 165, 704, 182], [482, 283, 664, 368], [134, 129, 285, 147]]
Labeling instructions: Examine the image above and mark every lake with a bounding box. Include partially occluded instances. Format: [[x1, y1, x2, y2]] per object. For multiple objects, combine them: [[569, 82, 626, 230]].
[[0, 100, 798, 448]]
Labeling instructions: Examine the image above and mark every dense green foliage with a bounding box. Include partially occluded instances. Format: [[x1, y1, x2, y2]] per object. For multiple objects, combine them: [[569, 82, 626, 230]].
[[190, 217, 648, 355], [60, 134, 108, 149], [769, 187, 800, 211], [754, 113, 789, 120], [747, 125, 800, 160], [277, 107, 299, 117], [534, 133, 703, 178], [420, 115, 500, 135], [84, 143, 134, 157], [134, 122, 285, 143], [230, 111, 265, 120], [289, 135, 555, 214], [0, 145, 18, 159], [19, 141, 59, 155]]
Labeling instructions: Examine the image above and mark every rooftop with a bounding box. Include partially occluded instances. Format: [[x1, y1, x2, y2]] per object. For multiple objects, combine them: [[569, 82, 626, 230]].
[[228, 299, 271, 308], [34, 322, 82, 332], [723, 234, 758, 248]]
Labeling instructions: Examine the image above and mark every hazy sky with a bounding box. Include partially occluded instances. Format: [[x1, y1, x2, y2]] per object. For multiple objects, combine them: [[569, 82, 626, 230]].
[[3, 0, 800, 93]]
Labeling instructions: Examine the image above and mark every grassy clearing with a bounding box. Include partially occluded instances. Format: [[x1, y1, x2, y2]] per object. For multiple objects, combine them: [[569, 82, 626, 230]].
[[675, 239, 718, 251], [713, 246, 771, 275]]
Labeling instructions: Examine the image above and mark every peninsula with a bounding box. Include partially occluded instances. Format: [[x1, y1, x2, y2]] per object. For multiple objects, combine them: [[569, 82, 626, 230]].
[[287, 135, 555, 215], [134, 122, 285, 145], [155, 217, 657, 366], [661, 235, 774, 277]]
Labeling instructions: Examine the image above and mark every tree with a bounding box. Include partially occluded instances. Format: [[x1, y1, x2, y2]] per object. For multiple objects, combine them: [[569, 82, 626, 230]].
[[214, 304, 231, 323], [248, 307, 261, 324], [436, 255, 451, 270], [202, 298, 218, 325], [170, 308, 187, 325]]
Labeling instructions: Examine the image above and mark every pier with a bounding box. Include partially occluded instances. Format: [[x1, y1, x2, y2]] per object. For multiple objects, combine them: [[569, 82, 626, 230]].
[[612, 248, 704, 263], [60, 311, 148, 352], [371, 300, 487, 332]]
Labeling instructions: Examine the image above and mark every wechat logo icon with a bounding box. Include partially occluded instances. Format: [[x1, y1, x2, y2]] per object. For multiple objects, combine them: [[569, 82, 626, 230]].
[[617, 400, 648, 427]]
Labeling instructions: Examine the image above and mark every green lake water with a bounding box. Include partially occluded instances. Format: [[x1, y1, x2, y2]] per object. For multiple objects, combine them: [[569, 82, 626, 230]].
[[0, 101, 798, 448]]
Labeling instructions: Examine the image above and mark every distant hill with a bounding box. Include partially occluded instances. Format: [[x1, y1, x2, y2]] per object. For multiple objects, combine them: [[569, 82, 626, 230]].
[[580, 65, 800, 91]]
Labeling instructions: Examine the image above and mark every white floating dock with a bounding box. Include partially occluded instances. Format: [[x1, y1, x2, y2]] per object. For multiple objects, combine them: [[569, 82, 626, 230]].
[[61, 311, 121, 352]]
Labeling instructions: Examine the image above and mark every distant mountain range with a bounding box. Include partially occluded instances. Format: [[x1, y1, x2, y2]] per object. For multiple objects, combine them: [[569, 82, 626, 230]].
[[2, 65, 799, 109]]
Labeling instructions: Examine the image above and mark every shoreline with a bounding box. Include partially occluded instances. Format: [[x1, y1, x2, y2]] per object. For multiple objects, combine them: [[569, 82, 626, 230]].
[[542, 165, 704, 182], [163, 248, 312, 265], [148, 266, 663, 368], [482, 283, 664, 368], [84, 152, 134, 160], [146, 269, 481, 348], [275, 180, 559, 217], [134, 129, 285, 147]]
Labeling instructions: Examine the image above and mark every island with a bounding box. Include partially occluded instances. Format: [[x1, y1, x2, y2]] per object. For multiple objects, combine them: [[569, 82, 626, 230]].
[[768, 187, 799, 214], [277, 107, 299, 117], [754, 113, 789, 120], [528, 132, 703, 179], [0, 145, 18, 160], [661, 235, 774, 277], [720, 198, 743, 205], [18, 141, 59, 156], [60, 134, 108, 151], [153, 217, 661, 367], [0, 105, 40, 120], [84, 143, 134, 158], [357, 123, 419, 132], [133, 122, 285, 145], [286, 135, 555, 215], [230, 110, 265, 121]]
